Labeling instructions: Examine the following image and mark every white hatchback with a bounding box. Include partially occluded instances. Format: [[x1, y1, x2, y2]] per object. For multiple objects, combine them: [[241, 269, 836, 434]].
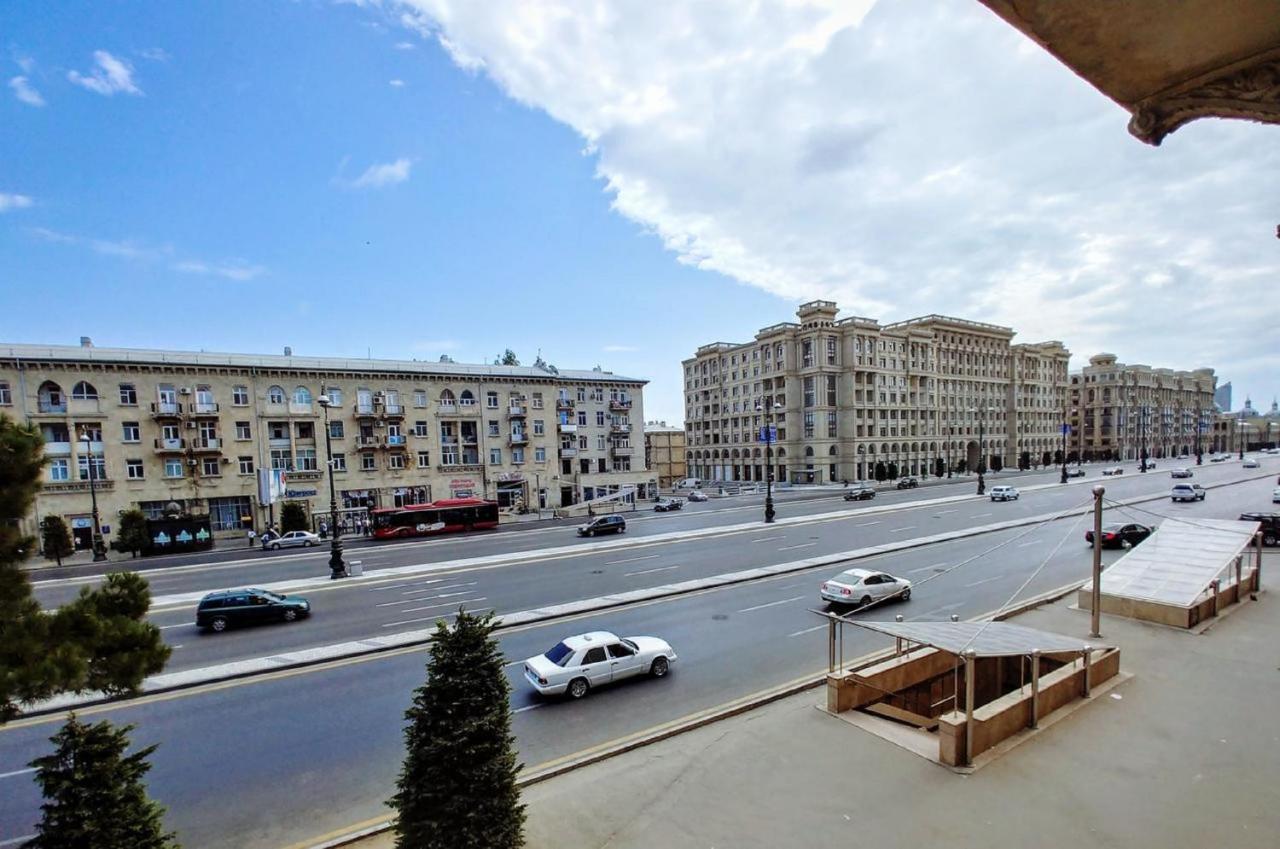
[[523, 631, 677, 699], [821, 568, 911, 606], [990, 485, 1020, 501]]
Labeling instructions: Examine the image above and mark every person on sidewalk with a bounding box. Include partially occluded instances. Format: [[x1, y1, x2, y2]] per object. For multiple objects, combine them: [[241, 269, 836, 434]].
[[247, 528, 256, 549]]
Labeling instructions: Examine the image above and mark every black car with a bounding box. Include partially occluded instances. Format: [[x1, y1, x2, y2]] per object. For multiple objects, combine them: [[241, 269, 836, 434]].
[[196, 588, 311, 633], [1084, 522, 1152, 549], [843, 484, 876, 501], [896, 477, 919, 490], [654, 498, 684, 512], [1239, 513, 1279, 547], [577, 515, 627, 537]]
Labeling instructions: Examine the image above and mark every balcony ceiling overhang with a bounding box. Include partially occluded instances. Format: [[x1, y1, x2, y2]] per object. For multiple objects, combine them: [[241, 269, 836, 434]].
[[975, 0, 1280, 145]]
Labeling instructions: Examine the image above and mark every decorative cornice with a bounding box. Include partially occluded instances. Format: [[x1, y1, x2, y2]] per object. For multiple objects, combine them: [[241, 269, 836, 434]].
[[1130, 55, 1280, 145]]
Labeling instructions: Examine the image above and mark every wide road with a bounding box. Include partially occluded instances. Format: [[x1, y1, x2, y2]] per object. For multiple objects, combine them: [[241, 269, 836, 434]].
[[1, 467, 1274, 848]]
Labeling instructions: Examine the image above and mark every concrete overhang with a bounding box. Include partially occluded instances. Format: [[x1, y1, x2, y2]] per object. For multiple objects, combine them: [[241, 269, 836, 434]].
[[975, 0, 1280, 145]]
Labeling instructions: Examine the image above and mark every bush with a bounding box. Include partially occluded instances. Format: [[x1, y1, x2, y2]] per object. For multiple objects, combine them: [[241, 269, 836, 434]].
[[280, 501, 309, 534], [40, 515, 74, 566], [117, 510, 149, 558]]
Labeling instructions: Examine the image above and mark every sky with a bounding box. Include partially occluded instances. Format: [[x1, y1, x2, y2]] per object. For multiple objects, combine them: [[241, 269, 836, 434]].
[[2, 0, 1277, 423]]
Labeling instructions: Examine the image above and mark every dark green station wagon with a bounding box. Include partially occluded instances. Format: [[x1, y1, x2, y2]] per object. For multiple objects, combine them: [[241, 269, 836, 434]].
[[196, 588, 311, 633]]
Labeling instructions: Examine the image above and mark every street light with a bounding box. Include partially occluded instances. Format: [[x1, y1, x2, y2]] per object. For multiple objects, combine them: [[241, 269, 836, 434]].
[[1059, 407, 1070, 484], [1238, 414, 1247, 460], [317, 394, 346, 579], [969, 405, 995, 496], [755, 401, 783, 523], [79, 427, 108, 561], [1195, 408, 1204, 466]]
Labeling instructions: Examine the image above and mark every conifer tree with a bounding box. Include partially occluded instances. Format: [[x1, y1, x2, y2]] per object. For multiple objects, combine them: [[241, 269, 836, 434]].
[[116, 509, 149, 557], [389, 610, 525, 849], [40, 515, 74, 566]]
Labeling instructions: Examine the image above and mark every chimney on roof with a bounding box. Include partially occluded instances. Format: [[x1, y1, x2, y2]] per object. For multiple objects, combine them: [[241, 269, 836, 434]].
[[284, 346, 292, 356], [80, 336, 93, 348]]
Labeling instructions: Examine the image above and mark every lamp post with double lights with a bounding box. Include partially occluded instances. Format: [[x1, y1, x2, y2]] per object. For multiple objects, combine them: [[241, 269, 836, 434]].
[[969, 404, 996, 496], [317, 394, 346, 579], [79, 427, 108, 561], [1238, 414, 1247, 460], [755, 400, 783, 523], [1059, 407, 1070, 484]]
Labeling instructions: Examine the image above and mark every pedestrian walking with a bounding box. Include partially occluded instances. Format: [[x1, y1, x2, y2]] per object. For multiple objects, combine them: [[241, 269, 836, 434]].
[[319, 520, 329, 539], [247, 528, 256, 549]]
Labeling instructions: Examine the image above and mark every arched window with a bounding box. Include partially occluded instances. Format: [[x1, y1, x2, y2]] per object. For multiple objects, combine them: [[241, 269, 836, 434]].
[[268, 385, 286, 404], [829, 445, 838, 455], [38, 381, 64, 412], [459, 390, 476, 406], [71, 381, 98, 400], [804, 446, 814, 457], [440, 389, 456, 406], [293, 386, 312, 404]]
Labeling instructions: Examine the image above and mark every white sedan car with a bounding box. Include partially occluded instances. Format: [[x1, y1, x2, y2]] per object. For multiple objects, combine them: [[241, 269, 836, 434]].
[[262, 530, 320, 550], [821, 568, 911, 607], [1272, 487, 1280, 504], [990, 485, 1020, 501], [1243, 457, 1260, 469], [524, 631, 677, 699]]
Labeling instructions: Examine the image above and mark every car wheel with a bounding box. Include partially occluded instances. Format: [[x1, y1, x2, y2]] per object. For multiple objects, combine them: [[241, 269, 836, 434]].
[[271, 543, 281, 550], [305, 540, 315, 547], [650, 656, 670, 678], [283, 609, 298, 622], [860, 595, 872, 607], [1262, 532, 1276, 546], [900, 588, 911, 601], [209, 616, 228, 633], [567, 678, 589, 699]]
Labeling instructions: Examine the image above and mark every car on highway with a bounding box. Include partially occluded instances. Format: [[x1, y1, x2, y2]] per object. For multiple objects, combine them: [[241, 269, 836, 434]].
[[1210, 454, 1228, 463], [1171, 483, 1206, 502], [843, 483, 876, 501], [1239, 512, 1280, 547], [1065, 467, 1086, 478], [1170, 468, 1193, 479], [654, 498, 684, 512], [1140, 460, 1157, 471], [578, 515, 627, 537], [686, 490, 709, 502], [196, 588, 311, 633], [523, 631, 676, 699], [262, 530, 320, 550], [820, 568, 911, 607], [896, 477, 919, 489], [1102, 467, 1124, 476], [1085, 522, 1153, 549], [1243, 457, 1260, 469], [989, 485, 1019, 501]]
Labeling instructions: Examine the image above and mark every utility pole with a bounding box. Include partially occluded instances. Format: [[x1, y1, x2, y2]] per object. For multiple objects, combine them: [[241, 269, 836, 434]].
[[1091, 484, 1104, 638]]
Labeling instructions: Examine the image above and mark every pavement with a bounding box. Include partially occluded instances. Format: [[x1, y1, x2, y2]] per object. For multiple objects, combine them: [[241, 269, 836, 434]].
[[340, 560, 1280, 849]]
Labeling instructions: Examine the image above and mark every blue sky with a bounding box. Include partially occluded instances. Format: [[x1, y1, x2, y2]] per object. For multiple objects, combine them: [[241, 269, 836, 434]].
[[3, 1, 1277, 421]]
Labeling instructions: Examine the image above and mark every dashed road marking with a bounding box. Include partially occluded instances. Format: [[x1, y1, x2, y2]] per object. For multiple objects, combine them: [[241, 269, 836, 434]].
[[625, 564, 682, 577], [889, 526, 917, 533], [737, 595, 807, 614], [777, 542, 817, 551], [787, 624, 828, 638], [605, 554, 660, 565]]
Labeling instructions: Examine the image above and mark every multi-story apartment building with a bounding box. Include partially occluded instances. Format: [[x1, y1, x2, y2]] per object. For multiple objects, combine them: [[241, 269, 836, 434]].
[[1067, 354, 1217, 462], [643, 422, 687, 490], [682, 301, 1070, 484], [0, 340, 648, 549]]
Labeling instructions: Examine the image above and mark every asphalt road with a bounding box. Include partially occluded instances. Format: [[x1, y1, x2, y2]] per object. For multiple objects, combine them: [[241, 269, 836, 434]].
[[1, 464, 1274, 848]]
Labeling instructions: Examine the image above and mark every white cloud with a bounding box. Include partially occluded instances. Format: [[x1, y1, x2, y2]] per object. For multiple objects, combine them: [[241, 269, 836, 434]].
[[8, 76, 44, 106], [173, 260, 266, 281], [394, 41, 417, 50], [383, 0, 1280, 406], [67, 50, 142, 96], [139, 47, 171, 62], [30, 227, 264, 280], [0, 192, 34, 212], [389, 78, 406, 87], [348, 157, 413, 188]]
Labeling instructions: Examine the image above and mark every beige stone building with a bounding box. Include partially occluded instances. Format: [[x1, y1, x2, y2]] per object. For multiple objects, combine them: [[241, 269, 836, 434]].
[[643, 422, 687, 490], [0, 340, 649, 548], [1067, 354, 1217, 462], [683, 301, 1071, 484]]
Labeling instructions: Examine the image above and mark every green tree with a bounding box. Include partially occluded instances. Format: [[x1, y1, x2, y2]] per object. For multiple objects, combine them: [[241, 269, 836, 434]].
[[28, 715, 178, 849], [280, 500, 309, 533], [0, 414, 170, 723], [500, 349, 519, 366], [934, 458, 945, 478], [991, 455, 1004, 473], [874, 461, 887, 483], [887, 462, 899, 480], [389, 610, 525, 849], [41, 515, 74, 566], [116, 509, 149, 558]]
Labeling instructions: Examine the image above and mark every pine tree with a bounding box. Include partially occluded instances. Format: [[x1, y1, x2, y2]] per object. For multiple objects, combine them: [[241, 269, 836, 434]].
[[29, 715, 178, 849], [280, 500, 309, 533], [390, 610, 525, 849], [501, 349, 520, 366], [41, 515, 74, 566], [117, 509, 149, 557]]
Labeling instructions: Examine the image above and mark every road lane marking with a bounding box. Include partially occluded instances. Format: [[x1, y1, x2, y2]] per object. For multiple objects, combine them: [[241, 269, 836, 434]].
[[624, 564, 682, 577], [504, 660, 526, 668], [368, 579, 444, 592], [971, 512, 992, 518], [0, 835, 36, 848], [964, 575, 1005, 588], [402, 581, 477, 596], [909, 562, 949, 574], [0, 767, 36, 780], [889, 526, 917, 533], [388, 592, 479, 612], [777, 542, 817, 551], [934, 509, 957, 516], [513, 703, 544, 714], [381, 600, 487, 628], [736, 595, 807, 613], [159, 623, 189, 630], [787, 624, 828, 638], [1017, 541, 1039, 548], [604, 554, 660, 565], [751, 536, 785, 543], [855, 521, 880, 527]]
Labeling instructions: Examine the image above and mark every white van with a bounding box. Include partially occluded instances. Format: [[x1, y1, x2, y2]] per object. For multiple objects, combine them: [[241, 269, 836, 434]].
[[676, 478, 703, 490]]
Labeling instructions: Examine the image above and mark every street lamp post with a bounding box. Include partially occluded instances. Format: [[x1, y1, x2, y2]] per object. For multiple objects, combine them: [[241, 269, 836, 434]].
[[1195, 408, 1204, 466], [970, 405, 993, 496], [1059, 408, 1069, 484], [79, 428, 108, 561], [1238, 415, 1246, 460], [317, 395, 346, 579], [756, 401, 782, 523]]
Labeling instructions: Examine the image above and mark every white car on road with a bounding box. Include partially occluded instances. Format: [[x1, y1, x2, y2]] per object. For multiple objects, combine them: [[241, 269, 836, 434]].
[[262, 530, 320, 550], [821, 568, 911, 607], [990, 485, 1020, 501], [523, 631, 677, 699], [1171, 483, 1206, 502], [1102, 467, 1124, 476], [1243, 457, 1260, 469]]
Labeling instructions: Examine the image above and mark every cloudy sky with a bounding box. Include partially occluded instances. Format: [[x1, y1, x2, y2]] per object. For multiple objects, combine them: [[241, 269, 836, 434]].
[[3, 0, 1276, 421]]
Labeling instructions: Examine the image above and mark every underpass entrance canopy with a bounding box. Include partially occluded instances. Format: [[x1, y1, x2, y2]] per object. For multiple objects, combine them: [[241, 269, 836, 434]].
[[850, 619, 1111, 657]]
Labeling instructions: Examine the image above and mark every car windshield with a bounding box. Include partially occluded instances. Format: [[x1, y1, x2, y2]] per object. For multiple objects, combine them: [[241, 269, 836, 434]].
[[1102, 524, 1126, 532], [544, 642, 575, 666], [621, 638, 638, 652]]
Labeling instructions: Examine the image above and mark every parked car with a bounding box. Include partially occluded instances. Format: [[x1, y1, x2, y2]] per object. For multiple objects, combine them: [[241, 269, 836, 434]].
[[196, 588, 311, 633], [843, 483, 876, 501], [1140, 460, 1157, 471], [262, 530, 320, 550], [820, 568, 911, 606], [687, 490, 709, 502], [523, 631, 676, 699], [1170, 468, 1193, 479], [1102, 467, 1124, 476], [1171, 483, 1206, 502], [1243, 457, 1260, 469], [989, 485, 1019, 501], [654, 498, 684, 512], [1085, 522, 1153, 549], [675, 477, 703, 490], [1238, 512, 1280, 547], [577, 515, 627, 537], [896, 477, 919, 490], [1065, 467, 1087, 478], [1274, 487, 1280, 504]]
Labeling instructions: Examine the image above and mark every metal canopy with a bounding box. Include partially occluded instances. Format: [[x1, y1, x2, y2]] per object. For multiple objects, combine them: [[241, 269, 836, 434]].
[[850, 620, 1110, 658], [1083, 518, 1259, 608]]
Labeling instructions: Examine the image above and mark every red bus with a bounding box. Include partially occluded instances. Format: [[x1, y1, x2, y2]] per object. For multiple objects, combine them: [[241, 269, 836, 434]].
[[370, 498, 501, 540]]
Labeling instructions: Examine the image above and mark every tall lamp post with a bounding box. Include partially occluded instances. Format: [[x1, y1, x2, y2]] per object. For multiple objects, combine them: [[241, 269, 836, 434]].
[[317, 395, 346, 579], [1238, 414, 1246, 460], [970, 405, 993, 496], [755, 401, 783, 523], [79, 428, 108, 561], [1195, 408, 1204, 466], [1059, 407, 1069, 484]]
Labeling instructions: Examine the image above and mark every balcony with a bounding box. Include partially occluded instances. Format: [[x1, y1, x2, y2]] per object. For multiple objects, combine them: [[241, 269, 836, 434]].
[[151, 401, 182, 418], [610, 423, 632, 435], [380, 403, 404, 418], [609, 399, 633, 411], [357, 435, 383, 448], [68, 398, 102, 415], [288, 402, 316, 416], [556, 398, 575, 411], [42, 441, 72, 455], [285, 469, 323, 482], [387, 434, 407, 447], [191, 437, 222, 452], [42, 478, 115, 495], [611, 445, 635, 456], [508, 405, 527, 417], [558, 447, 578, 458], [353, 403, 377, 417], [436, 463, 484, 473], [154, 437, 186, 452], [558, 422, 579, 434], [509, 433, 529, 446], [191, 402, 220, 416]]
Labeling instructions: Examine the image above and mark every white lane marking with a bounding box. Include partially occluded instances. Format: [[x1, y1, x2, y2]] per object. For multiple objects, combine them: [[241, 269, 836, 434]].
[[787, 624, 828, 638], [369, 579, 444, 592], [604, 554, 660, 565], [171, 644, 184, 650], [504, 660, 526, 668], [777, 542, 817, 551], [737, 595, 807, 614], [971, 512, 992, 518], [513, 703, 544, 714], [909, 562, 950, 574], [159, 623, 189, 630], [0, 767, 37, 780], [914, 601, 964, 620], [381, 591, 479, 610], [889, 526, 917, 533], [624, 564, 682, 577], [1017, 541, 1039, 548], [402, 581, 477, 596], [381, 601, 487, 629], [751, 536, 785, 543], [964, 575, 1004, 588], [0, 835, 36, 848], [856, 521, 881, 527], [934, 509, 958, 516]]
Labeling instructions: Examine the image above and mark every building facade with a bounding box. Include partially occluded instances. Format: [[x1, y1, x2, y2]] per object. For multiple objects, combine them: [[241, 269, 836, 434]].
[[682, 302, 1071, 484], [0, 341, 649, 548], [1214, 380, 1232, 413], [643, 422, 687, 490], [1067, 354, 1217, 462]]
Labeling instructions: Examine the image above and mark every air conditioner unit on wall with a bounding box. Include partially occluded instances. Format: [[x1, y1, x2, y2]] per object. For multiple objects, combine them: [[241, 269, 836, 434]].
[[221, 457, 232, 464], [179, 387, 192, 395], [184, 421, 198, 429]]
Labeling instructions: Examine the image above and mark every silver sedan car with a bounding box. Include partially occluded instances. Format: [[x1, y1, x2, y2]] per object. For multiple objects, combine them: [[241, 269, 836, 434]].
[[821, 567, 911, 607], [262, 530, 320, 550], [524, 631, 677, 699]]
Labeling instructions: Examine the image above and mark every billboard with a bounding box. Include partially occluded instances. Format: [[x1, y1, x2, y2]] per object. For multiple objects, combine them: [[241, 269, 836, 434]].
[[258, 468, 285, 505]]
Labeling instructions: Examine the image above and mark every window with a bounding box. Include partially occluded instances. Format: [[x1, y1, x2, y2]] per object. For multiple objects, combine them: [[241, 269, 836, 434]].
[[577, 411, 587, 426], [459, 390, 476, 407], [269, 421, 289, 440], [533, 419, 545, 436], [827, 336, 837, 365], [207, 496, 252, 531], [329, 421, 344, 439], [827, 411, 838, 438], [597, 457, 607, 473], [577, 387, 586, 402], [583, 647, 606, 665], [361, 453, 376, 470], [232, 385, 250, 405], [489, 448, 502, 465], [238, 456, 254, 475], [325, 387, 343, 406], [803, 377, 815, 408], [802, 340, 814, 368], [77, 455, 107, 480], [826, 375, 837, 406], [413, 390, 427, 407], [488, 420, 500, 437], [118, 383, 137, 405], [235, 421, 252, 440], [0, 381, 9, 405], [332, 453, 346, 471], [388, 453, 406, 470], [512, 447, 525, 464], [268, 385, 286, 404], [49, 459, 69, 481], [596, 411, 605, 426], [121, 458, 145, 480], [71, 381, 98, 400], [164, 459, 183, 478], [804, 411, 815, 438], [597, 435, 606, 450], [439, 389, 456, 407], [486, 391, 499, 409], [293, 386, 312, 405], [532, 392, 543, 409], [202, 457, 221, 476], [412, 420, 428, 437], [270, 449, 293, 471], [122, 422, 140, 442], [535, 446, 546, 462], [417, 450, 430, 468]]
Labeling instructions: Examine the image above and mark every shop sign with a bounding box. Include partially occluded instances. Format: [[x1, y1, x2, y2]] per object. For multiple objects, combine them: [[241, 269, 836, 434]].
[[286, 488, 317, 498]]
